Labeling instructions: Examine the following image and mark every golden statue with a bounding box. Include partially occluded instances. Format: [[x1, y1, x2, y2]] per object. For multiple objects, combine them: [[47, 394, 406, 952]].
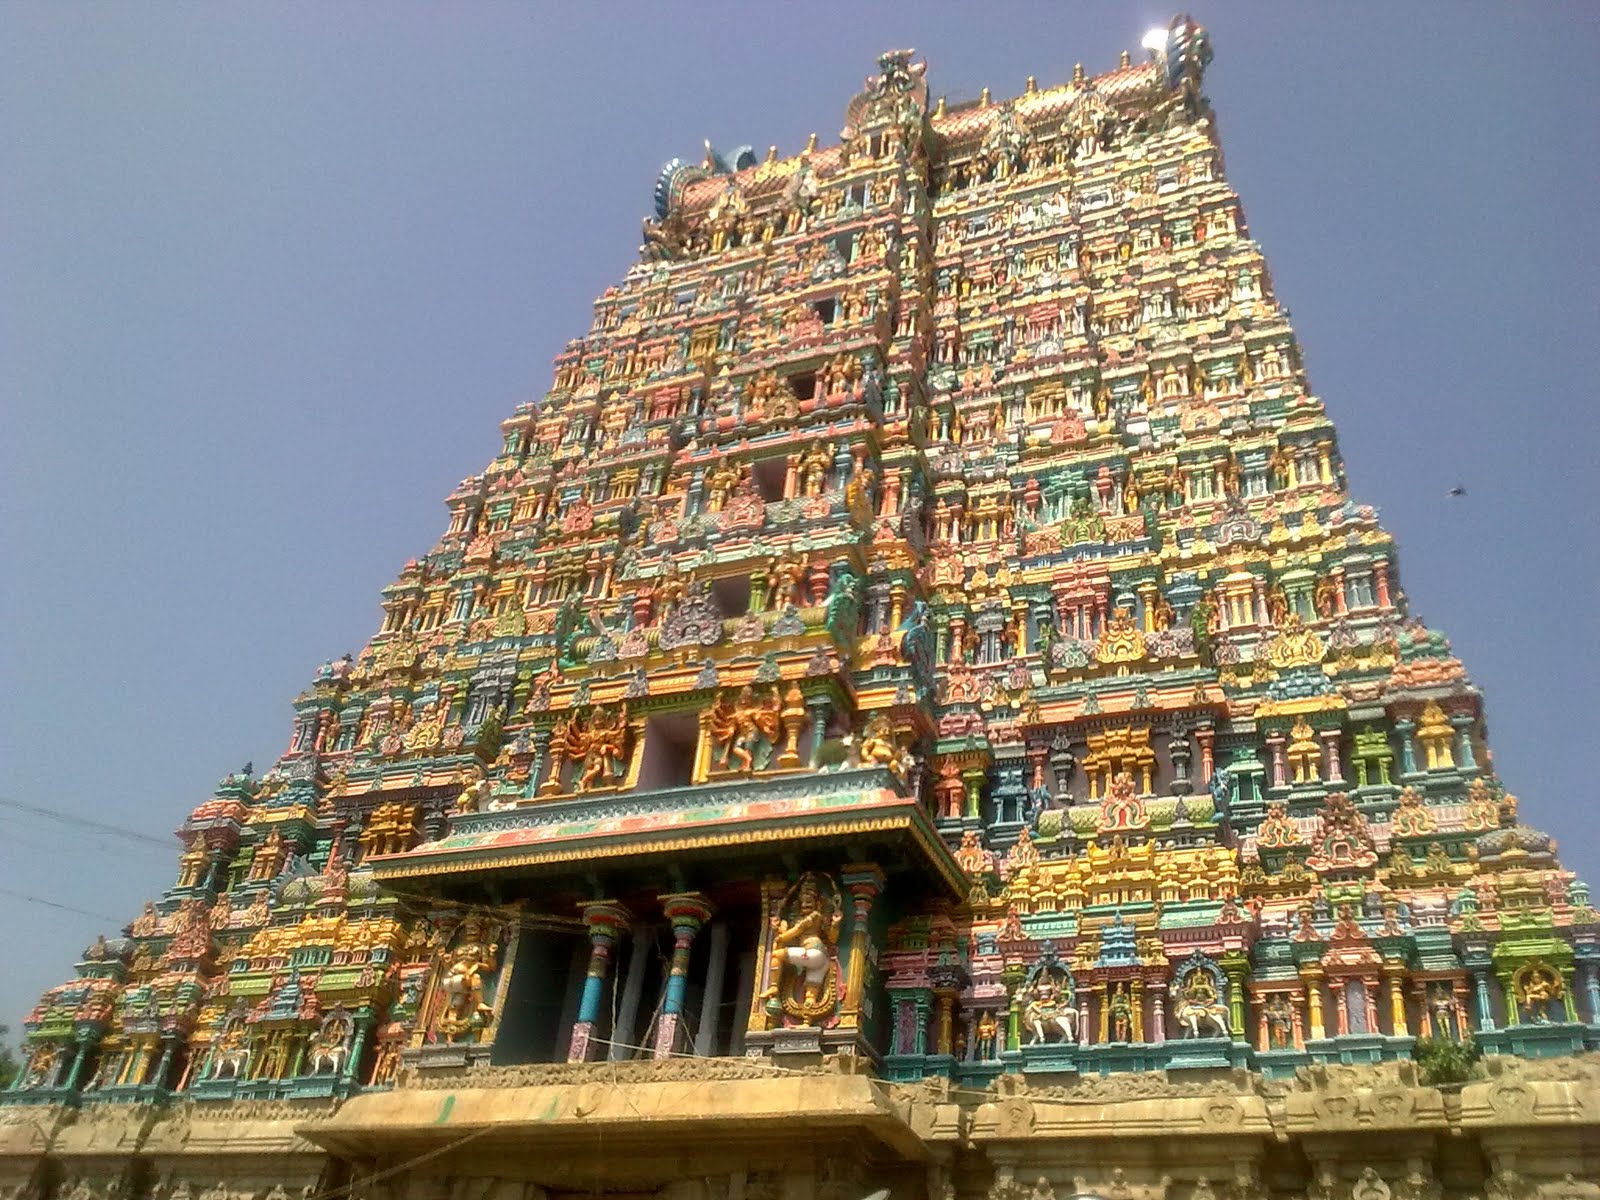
[[1515, 964, 1563, 1025], [704, 459, 743, 512], [432, 937, 497, 1041], [762, 872, 843, 1024], [797, 441, 833, 496], [856, 713, 899, 771]]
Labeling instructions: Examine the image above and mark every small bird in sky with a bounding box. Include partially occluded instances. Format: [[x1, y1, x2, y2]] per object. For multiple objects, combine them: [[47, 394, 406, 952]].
[[1446, 484, 1466, 498]]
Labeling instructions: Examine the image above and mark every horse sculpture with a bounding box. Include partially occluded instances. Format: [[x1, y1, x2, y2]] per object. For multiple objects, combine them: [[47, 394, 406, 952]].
[[208, 1041, 250, 1080], [1023, 978, 1077, 1045], [308, 1010, 355, 1075], [308, 1039, 348, 1076], [1170, 973, 1230, 1038]]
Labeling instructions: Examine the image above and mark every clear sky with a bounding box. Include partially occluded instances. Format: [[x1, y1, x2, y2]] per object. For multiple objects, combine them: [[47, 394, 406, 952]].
[[2, 3, 1597, 1032]]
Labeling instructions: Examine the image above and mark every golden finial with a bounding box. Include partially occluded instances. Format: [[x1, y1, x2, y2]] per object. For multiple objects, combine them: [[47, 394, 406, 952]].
[[1120, 50, 1131, 68], [805, 132, 818, 153], [1073, 63, 1085, 84], [1026, 75, 1037, 94], [765, 145, 777, 164], [980, 87, 991, 107], [934, 95, 947, 117]]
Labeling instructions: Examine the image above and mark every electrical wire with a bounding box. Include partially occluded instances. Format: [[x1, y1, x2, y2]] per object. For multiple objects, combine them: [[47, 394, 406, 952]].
[[0, 886, 121, 924], [0, 793, 176, 850]]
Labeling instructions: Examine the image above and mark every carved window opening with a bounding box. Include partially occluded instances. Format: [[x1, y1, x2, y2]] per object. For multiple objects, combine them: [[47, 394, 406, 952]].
[[749, 456, 785, 503], [636, 712, 697, 791]]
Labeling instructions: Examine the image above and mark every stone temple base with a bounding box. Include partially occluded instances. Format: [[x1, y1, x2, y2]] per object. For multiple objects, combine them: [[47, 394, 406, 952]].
[[2, 1054, 1598, 1200], [741, 1024, 878, 1067]]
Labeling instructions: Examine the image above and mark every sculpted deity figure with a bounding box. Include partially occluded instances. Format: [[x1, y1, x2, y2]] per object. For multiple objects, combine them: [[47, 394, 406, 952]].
[[207, 1019, 250, 1081], [1024, 972, 1077, 1044], [797, 441, 833, 496], [308, 1010, 354, 1075], [704, 459, 743, 513], [432, 938, 497, 1041], [856, 713, 899, 771], [1428, 982, 1463, 1041], [706, 686, 782, 773], [1351, 1169, 1392, 1200], [974, 1010, 999, 1059], [23, 1043, 63, 1088], [1108, 982, 1134, 1042], [764, 553, 810, 610], [576, 705, 630, 792], [763, 874, 843, 1024], [1265, 993, 1295, 1049], [1515, 965, 1563, 1025], [1170, 965, 1230, 1038]]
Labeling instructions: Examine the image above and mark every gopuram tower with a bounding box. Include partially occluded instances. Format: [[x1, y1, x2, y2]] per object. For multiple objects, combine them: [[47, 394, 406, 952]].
[[6, 16, 1598, 1200]]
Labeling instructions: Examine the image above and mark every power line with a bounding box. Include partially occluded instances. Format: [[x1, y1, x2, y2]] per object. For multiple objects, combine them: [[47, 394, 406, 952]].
[[0, 793, 175, 851], [0, 885, 120, 924]]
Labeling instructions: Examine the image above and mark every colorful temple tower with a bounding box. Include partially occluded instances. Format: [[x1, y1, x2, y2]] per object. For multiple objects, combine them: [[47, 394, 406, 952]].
[[6, 17, 1598, 1200]]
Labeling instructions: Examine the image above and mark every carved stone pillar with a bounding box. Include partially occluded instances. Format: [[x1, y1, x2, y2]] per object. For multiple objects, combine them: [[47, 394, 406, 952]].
[[1168, 731, 1193, 795], [63, 1040, 92, 1092], [654, 893, 713, 1059], [609, 923, 655, 1061], [1002, 963, 1025, 1053], [693, 919, 731, 1057], [568, 901, 629, 1062]]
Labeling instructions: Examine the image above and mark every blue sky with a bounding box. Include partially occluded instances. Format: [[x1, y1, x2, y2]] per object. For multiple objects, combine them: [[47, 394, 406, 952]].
[[2, 3, 1597, 1031]]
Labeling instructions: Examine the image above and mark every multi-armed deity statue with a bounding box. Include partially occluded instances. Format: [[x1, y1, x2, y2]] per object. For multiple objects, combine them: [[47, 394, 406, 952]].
[[7, 16, 1598, 1200]]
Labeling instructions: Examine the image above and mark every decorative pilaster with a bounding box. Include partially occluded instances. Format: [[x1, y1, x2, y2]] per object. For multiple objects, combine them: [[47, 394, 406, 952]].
[[1303, 971, 1326, 1040], [1472, 967, 1497, 1032], [1195, 725, 1215, 785], [1385, 968, 1409, 1037], [1450, 715, 1477, 771], [1002, 962, 1025, 1053], [1396, 719, 1418, 776], [839, 864, 886, 1027], [1320, 729, 1344, 784], [1222, 952, 1249, 1038]]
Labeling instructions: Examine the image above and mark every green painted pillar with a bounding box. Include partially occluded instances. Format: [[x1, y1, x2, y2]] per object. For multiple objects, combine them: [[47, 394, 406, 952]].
[[1222, 953, 1249, 1038]]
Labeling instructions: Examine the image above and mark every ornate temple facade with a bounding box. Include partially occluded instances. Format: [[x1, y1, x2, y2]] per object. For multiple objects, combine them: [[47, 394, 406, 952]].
[[6, 17, 1598, 1200]]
